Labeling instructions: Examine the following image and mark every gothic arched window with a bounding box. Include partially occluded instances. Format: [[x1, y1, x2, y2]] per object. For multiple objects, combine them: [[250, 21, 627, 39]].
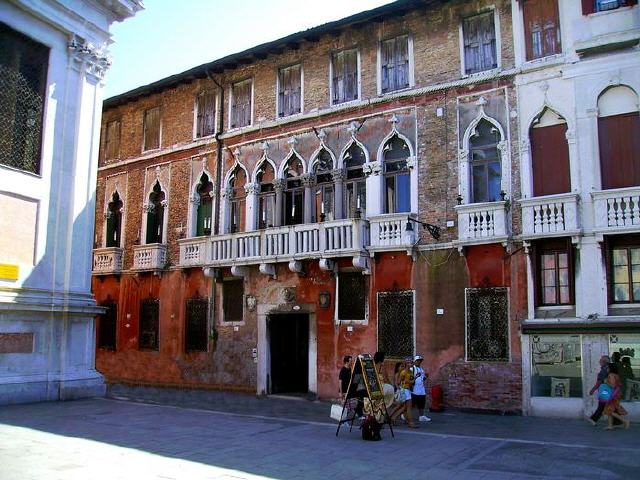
[[343, 143, 366, 218], [256, 162, 275, 229], [195, 173, 213, 236], [229, 167, 247, 233], [383, 135, 410, 213], [313, 149, 334, 222], [284, 155, 304, 226], [470, 120, 502, 203], [106, 191, 123, 248], [146, 181, 165, 244]]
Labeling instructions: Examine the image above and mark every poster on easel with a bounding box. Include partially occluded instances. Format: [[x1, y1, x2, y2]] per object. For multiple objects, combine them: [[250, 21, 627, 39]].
[[335, 353, 394, 438]]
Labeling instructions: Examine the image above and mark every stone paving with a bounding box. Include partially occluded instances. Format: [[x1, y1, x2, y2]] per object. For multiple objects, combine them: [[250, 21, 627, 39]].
[[0, 390, 639, 480]]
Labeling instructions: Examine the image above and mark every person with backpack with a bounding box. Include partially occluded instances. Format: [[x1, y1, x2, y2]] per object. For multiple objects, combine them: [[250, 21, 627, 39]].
[[411, 355, 431, 423]]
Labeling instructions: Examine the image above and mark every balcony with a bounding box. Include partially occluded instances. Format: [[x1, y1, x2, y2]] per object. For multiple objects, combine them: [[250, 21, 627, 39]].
[[455, 201, 509, 245], [92, 247, 123, 274], [178, 218, 369, 268], [593, 186, 640, 235], [368, 213, 416, 253], [520, 193, 580, 240], [132, 244, 167, 271]]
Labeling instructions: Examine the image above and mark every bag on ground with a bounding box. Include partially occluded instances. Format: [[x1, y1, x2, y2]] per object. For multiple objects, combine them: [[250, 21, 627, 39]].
[[361, 415, 382, 441]]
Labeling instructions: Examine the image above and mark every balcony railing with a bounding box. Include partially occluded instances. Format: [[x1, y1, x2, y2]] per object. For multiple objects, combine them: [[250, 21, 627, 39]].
[[455, 201, 509, 244], [178, 218, 369, 268], [520, 193, 580, 239], [593, 186, 640, 234], [132, 243, 167, 271], [92, 247, 123, 274], [369, 213, 416, 251]]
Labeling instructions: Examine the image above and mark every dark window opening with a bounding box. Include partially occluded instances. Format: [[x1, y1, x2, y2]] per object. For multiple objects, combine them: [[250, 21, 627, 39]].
[[106, 191, 123, 248], [470, 119, 502, 203], [343, 143, 366, 218], [257, 162, 276, 229], [229, 167, 247, 233], [145, 181, 165, 244], [139, 298, 159, 350], [185, 298, 208, 352], [223, 279, 244, 322], [196, 173, 213, 236], [98, 302, 117, 350], [338, 272, 366, 320]]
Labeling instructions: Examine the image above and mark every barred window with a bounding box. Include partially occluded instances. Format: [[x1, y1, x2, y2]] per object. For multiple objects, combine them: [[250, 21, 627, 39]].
[[465, 288, 509, 362], [139, 298, 159, 350], [0, 23, 49, 174], [377, 290, 414, 359], [98, 302, 117, 350], [222, 279, 244, 322], [143, 107, 160, 151], [338, 272, 366, 321], [185, 298, 208, 352]]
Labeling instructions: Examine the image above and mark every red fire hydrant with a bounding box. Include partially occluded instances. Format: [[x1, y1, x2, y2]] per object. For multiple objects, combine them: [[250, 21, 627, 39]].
[[430, 384, 444, 412]]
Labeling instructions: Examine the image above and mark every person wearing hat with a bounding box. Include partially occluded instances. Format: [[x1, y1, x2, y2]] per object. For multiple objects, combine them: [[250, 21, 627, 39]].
[[411, 355, 431, 423]]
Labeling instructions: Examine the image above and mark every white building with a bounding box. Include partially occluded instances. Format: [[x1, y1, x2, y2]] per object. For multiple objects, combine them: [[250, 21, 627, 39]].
[[0, 0, 142, 404], [512, 0, 640, 418]]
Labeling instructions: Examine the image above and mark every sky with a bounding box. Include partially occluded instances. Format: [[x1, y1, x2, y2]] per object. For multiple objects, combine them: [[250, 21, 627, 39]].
[[104, 0, 393, 99]]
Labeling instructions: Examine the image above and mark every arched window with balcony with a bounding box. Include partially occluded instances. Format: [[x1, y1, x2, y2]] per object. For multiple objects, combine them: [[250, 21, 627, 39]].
[[383, 135, 411, 213], [343, 143, 366, 218], [256, 161, 276, 229], [283, 155, 305, 225], [313, 149, 334, 222], [228, 167, 247, 233], [597, 86, 640, 189], [470, 119, 502, 203], [195, 173, 213, 236], [145, 181, 166, 244], [530, 108, 570, 196], [106, 191, 123, 247]]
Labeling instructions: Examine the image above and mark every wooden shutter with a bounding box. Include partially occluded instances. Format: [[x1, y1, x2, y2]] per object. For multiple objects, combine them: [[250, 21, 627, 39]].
[[599, 112, 640, 189], [332, 52, 344, 104], [344, 50, 357, 101], [524, 0, 561, 60], [105, 120, 120, 159], [582, 0, 595, 14], [480, 13, 497, 70], [144, 107, 160, 150], [463, 16, 480, 74], [530, 123, 571, 196], [381, 39, 394, 92], [201, 92, 215, 137], [291, 65, 301, 114], [233, 82, 251, 128], [396, 37, 409, 89]]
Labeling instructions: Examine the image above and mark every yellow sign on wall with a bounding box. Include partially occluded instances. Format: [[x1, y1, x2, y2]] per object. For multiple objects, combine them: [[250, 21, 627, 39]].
[[0, 264, 19, 280]]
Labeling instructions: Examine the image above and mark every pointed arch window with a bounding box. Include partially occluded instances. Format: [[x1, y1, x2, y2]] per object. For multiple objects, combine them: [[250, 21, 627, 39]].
[[106, 191, 123, 248], [256, 162, 276, 229], [229, 167, 247, 233], [470, 120, 502, 203], [195, 173, 213, 236], [146, 182, 165, 244], [344, 143, 366, 218], [383, 135, 411, 213], [284, 155, 304, 226], [530, 109, 570, 196], [313, 149, 334, 222]]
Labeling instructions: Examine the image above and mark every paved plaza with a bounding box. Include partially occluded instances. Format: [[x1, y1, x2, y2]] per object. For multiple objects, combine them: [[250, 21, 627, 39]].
[[0, 390, 639, 480]]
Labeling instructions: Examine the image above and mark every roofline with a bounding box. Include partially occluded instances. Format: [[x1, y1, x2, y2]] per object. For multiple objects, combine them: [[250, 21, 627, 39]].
[[103, 0, 436, 109]]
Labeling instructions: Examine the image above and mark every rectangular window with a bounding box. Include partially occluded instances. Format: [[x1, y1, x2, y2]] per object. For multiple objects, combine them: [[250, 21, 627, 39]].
[[531, 334, 582, 398], [536, 239, 573, 306], [611, 246, 640, 303], [195, 91, 216, 138], [105, 120, 121, 160], [98, 302, 117, 350], [583, 0, 637, 14], [462, 12, 497, 74], [0, 23, 49, 174], [523, 0, 561, 60], [331, 49, 358, 104], [222, 279, 244, 322], [380, 35, 410, 93], [185, 298, 208, 352], [465, 287, 509, 361], [609, 334, 640, 402], [377, 290, 414, 359], [278, 64, 302, 117], [231, 80, 252, 128], [338, 272, 367, 321], [139, 298, 159, 350], [385, 172, 411, 214], [143, 107, 160, 151], [598, 112, 640, 190]]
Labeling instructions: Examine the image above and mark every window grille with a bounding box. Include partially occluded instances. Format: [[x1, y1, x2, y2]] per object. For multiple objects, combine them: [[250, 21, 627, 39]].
[[185, 298, 208, 352], [0, 23, 49, 174], [139, 298, 160, 350], [377, 290, 414, 359], [98, 302, 117, 350], [465, 287, 509, 362]]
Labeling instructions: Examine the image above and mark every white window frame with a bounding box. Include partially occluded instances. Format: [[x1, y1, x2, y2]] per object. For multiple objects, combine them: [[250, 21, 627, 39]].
[[458, 7, 502, 78], [228, 78, 254, 130], [328, 48, 361, 107], [334, 269, 369, 325], [192, 90, 218, 140], [376, 34, 415, 96], [275, 63, 304, 118], [142, 106, 162, 153]]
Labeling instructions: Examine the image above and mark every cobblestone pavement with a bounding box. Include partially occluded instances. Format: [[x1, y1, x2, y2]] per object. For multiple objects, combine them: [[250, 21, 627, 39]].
[[0, 391, 639, 480]]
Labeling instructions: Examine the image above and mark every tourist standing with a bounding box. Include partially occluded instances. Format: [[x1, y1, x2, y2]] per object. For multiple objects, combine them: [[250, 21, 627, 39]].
[[339, 355, 352, 401], [588, 355, 611, 425], [397, 357, 418, 428], [411, 355, 431, 422]]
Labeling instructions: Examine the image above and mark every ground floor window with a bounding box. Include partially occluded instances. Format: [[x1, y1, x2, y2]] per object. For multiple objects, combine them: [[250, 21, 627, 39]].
[[337, 271, 367, 321], [377, 290, 413, 359], [139, 298, 160, 350], [98, 302, 117, 350], [185, 298, 208, 352], [222, 279, 244, 323], [531, 334, 582, 398], [609, 334, 640, 402], [465, 287, 509, 362]]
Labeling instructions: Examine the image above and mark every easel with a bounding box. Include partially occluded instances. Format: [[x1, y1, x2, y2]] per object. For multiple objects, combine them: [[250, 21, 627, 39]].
[[335, 354, 394, 437]]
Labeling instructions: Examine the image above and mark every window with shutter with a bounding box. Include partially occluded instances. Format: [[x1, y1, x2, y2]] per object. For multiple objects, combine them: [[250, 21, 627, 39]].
[[222, 279, 244, 323], [143, 107, 160, 151], [331, 49, 358, 104], [231, 80, 252, 128], [463, 12, 497, 75], [139, 298, 159, 350], [196, 91, 215, 138], [380, 36, 410, 93], [584, 0, 637, 14], [278, 64, 301, 117], [523, 0, 561, 60], [530, 109, 570, 196], [105, 120, 121, 160]]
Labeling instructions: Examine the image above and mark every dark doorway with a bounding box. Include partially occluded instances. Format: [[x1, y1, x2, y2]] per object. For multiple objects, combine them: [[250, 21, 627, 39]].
[[268, 314, 309, 395]]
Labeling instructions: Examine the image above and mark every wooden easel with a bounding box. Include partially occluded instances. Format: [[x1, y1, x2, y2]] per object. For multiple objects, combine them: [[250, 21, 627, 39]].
[[335, 354, 394, 437]]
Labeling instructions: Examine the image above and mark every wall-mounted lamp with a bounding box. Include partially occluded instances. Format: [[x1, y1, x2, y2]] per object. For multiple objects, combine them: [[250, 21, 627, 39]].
[[318, 291, 331, 309], [405, 217, 441, 241]]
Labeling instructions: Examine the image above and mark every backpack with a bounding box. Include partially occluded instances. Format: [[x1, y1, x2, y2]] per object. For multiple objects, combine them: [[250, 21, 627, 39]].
[[361, 415, 382, 441]]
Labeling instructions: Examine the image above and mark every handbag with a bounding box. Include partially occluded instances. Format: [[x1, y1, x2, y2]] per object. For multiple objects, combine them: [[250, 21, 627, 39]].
[[598, 383, 613, 402], [330, 403, 348, 422], [393, 387, 404, 403]]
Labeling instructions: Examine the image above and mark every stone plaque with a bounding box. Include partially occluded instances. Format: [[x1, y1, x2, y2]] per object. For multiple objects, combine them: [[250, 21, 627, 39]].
[[0, 333, 34, 353]]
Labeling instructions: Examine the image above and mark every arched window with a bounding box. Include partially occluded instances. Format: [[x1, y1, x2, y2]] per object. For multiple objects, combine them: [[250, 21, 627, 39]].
[[256, 162, 275, 229], [106, 191, 123, 248], [313, 149, 334, 222], [530, 108, 570, 196], [470, 119, 502, 203], [598, 86, 640, 189], [284, 155, 304, 226], [229, 167, 247, 233], [343, 143, 366, 218], [383, 135, 411, 213], [146, 181, 165, 244], [195, 173, 213, 236]]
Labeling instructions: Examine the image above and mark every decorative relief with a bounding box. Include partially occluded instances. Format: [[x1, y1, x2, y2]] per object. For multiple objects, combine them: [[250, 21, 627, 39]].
[[362, 162, 381, 176], [406, 156, 417, 170], [520, 139, 531, 153], [244, 183, 260, 195], [301, 173, 316, 187], [68, 37, 111, 80], [273, 179, 285, 192], [565, 128, 576, 144], [331, 169, 346, 182]]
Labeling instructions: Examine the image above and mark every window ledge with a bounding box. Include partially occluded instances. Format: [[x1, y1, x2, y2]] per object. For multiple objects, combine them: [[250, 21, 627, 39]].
[[520, 54, 566, 72], [461, 67, 501, 80], [379, 85, 414, 96], [335, 319, 368, 326]]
